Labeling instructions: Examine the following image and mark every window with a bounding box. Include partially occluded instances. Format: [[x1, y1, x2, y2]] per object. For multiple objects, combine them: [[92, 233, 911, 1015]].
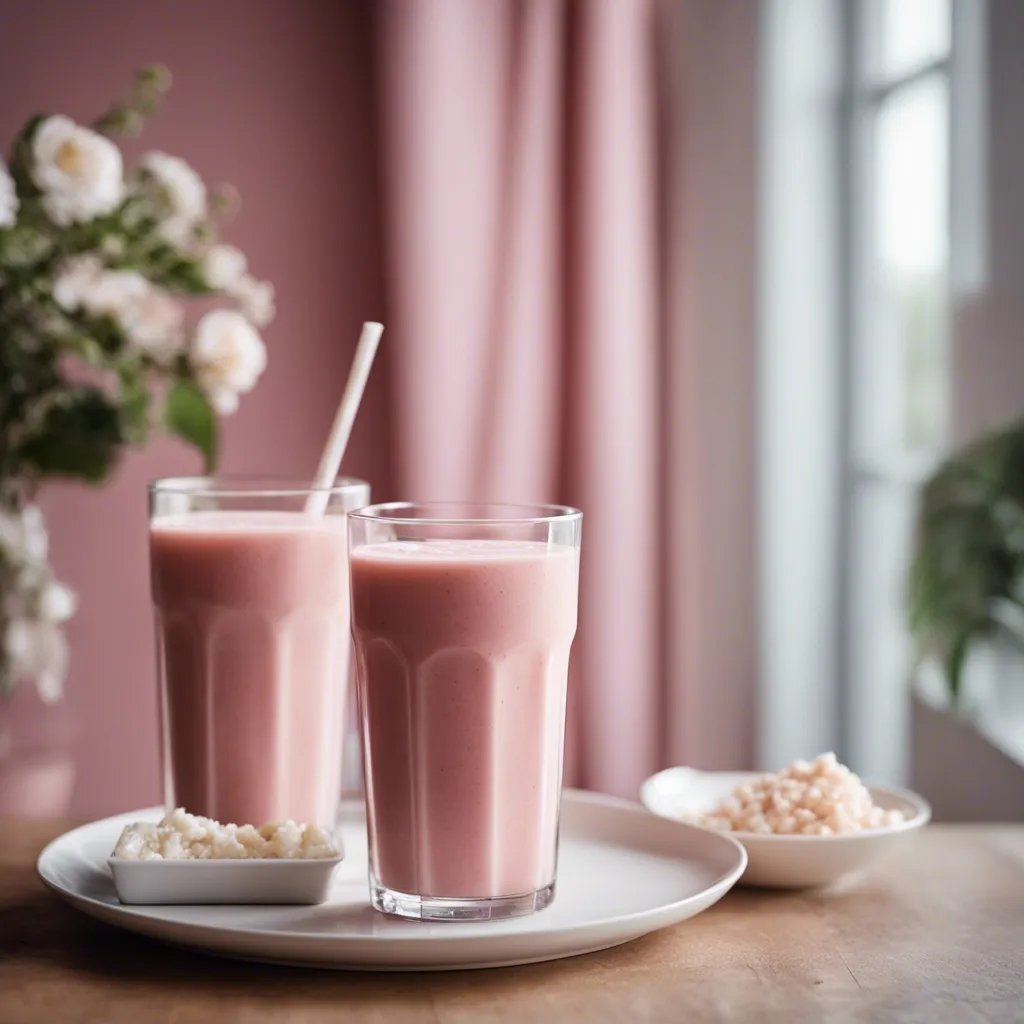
[[757, 0, 980, 783], [842, 0, 952, 782]]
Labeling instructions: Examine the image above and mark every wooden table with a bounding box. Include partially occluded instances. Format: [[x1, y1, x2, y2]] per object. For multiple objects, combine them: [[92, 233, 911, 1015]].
[[2, 821, 1023, 1023]]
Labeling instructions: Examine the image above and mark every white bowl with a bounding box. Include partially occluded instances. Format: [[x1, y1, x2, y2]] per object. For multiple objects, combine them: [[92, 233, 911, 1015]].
[[108, 855, 343, 905], [640, 767, 931, 889]]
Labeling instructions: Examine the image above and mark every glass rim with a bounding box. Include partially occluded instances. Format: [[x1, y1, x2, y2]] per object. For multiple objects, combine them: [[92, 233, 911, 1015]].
[[149, 475, 371, 499], [348, 501, 582, 526]]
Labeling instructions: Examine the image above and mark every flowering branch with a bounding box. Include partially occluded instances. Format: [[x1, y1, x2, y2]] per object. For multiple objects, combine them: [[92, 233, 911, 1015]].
[[0, 67, 275, 701]]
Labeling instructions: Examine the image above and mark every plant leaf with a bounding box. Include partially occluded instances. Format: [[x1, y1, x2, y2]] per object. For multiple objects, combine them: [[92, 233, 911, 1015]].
[[151, 254, 215, 295], [118, 360, 151, 445], [17, 386, 123, 483], [164, 379, 217, 471], [8, 114, 45, 200], [0, 225, 53, 268], [945, 626, 975, 708]]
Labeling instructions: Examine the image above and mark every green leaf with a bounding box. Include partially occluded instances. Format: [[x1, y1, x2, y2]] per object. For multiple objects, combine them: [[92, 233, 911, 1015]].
[[945, 627, 975, 708], [118, 360, 151, 444], [135, 64, 173, 95], [164, 379, 217, 471], [157, 256, 216, 295], [0, 225, 53, 268], [62, 331, 109, 368], [18, 386, 123, 483], [8, 114, 45, 200]]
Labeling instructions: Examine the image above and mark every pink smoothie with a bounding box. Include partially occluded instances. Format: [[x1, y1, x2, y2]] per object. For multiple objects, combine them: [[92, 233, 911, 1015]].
[[150, 511, 351, 827], [351, 539, 579, 900]]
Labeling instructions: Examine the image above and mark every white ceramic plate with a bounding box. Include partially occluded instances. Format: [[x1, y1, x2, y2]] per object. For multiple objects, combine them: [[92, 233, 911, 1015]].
[[641, 767, 931, 889], [38, 790, 746, 971]]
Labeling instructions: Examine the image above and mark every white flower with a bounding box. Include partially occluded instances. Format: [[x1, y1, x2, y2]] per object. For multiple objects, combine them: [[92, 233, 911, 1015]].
[[0, 510, 26, 561], [39, 581, 77, 624], [190, 309, 267, 415], [231, 275, 275, 327], [140, 151, 206, 248], [141, 152, 205, 219], [6, 619, 37, 674], [113, 279, 185, 363], [0, 505, 73, 701], [0, 505, 48, 566], [54, 260, 184, 362], [31, 115, 123, 226], [52, 255, 105, 311], [86, 268, 150, 322], [5, 618, 69, 702], [0, 158, 17, 228], [159, 216, 199, 249], [19, 506, 48, 564], [202, 244, 247, 290], [207, 390, 238, 415], [55, 260, 149, 323]]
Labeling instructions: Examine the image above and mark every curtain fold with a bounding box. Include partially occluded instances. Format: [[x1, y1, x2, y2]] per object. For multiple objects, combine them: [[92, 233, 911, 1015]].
[[375, 0, 664, 797]]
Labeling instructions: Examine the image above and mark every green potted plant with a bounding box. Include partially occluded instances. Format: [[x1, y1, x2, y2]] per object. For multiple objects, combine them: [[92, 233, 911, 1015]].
[[908, 417, 1024, 705]]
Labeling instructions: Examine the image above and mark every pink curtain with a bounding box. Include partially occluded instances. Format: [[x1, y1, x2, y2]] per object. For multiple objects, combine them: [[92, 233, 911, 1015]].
[[374, 0, 663, 797]]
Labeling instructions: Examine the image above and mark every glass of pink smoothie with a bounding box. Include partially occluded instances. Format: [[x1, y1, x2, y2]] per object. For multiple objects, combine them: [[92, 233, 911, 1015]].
[[149, 476, 370, 831], [349, 502, 582, 921]]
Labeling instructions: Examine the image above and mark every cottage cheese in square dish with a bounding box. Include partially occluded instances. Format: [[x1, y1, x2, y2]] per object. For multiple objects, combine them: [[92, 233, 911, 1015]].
[[111, 808, 338, 860]]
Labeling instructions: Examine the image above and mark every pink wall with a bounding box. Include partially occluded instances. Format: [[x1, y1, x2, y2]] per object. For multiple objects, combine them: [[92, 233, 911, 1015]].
[[0, 0, 391, 816]]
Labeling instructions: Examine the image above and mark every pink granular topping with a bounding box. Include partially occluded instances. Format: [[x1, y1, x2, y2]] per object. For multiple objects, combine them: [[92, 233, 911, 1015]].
[[697, 753, 906, 836]]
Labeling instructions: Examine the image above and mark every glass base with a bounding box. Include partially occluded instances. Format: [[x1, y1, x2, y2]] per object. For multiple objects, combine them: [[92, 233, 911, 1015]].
[[370, 875, 556, 921]]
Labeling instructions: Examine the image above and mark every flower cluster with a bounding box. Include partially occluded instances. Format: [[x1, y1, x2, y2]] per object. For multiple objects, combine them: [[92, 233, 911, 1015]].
[[0, 505, 75, 701], [0, 68, 274, 701]]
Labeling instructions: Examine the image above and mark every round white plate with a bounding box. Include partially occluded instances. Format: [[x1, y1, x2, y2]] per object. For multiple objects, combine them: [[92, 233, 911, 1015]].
[[641, 767, 931, 888], [38, 789, 746, 971]]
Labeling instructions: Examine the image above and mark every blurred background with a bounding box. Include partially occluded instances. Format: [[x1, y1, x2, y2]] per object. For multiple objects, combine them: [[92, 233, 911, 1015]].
[[1, 0, 1021, 823]]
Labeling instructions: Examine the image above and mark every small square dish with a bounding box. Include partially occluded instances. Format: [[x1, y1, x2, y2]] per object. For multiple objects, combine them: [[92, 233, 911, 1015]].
[[107, 855, 344, 905]]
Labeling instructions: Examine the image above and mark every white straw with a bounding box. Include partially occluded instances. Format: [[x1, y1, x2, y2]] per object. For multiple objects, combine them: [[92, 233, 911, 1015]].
[[304, 321, 384, 516]]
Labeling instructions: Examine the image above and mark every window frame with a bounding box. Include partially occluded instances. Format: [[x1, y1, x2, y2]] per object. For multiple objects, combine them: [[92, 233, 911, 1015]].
[[756, 0, 972, 783], [838, 0, 954, 782]]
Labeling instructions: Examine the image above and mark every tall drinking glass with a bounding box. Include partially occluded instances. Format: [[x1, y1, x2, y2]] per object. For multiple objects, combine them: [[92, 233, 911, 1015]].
[[349, 502, 582, 921], [149, 476, 370, 830]]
